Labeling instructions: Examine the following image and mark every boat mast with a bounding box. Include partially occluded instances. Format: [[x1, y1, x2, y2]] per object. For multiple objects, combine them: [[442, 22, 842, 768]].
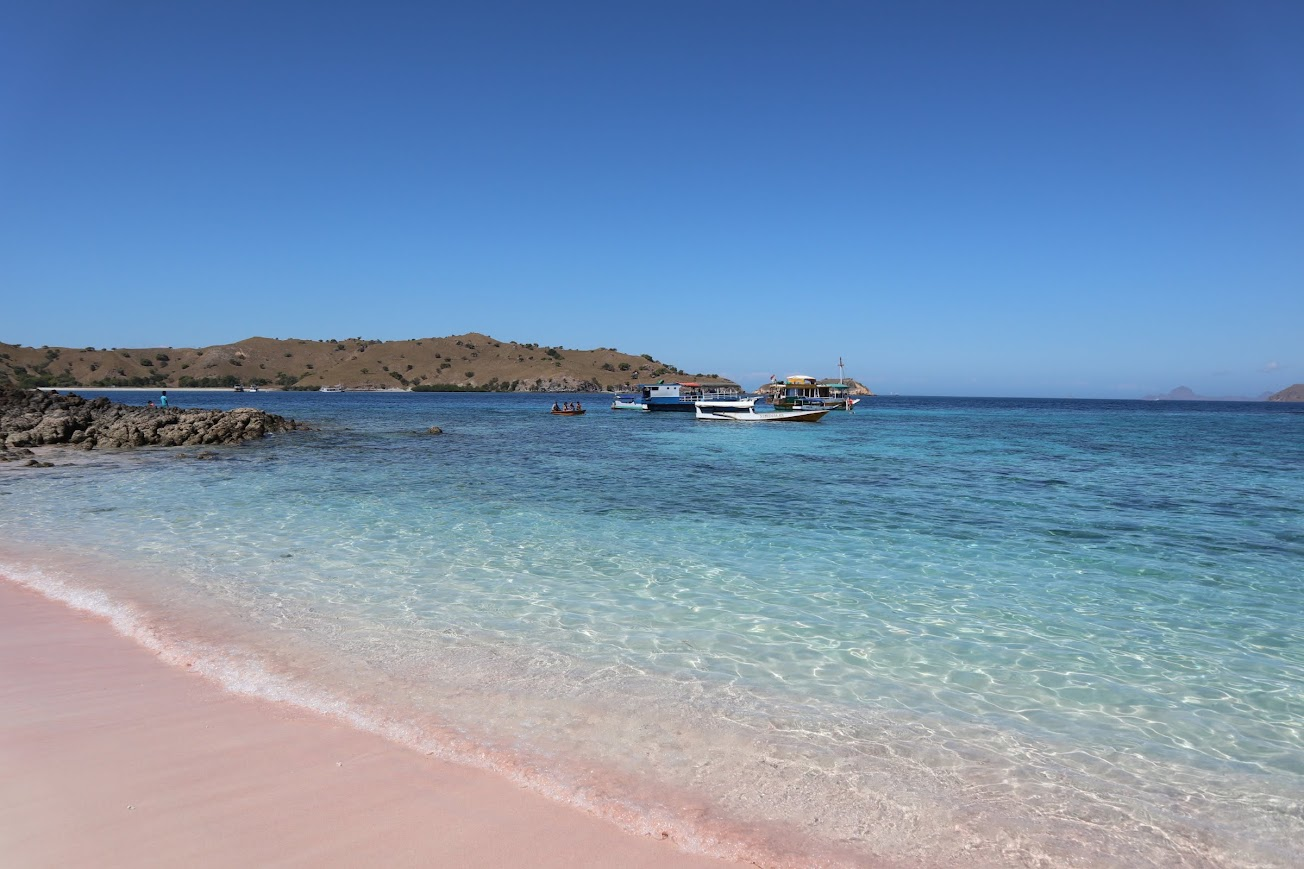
[[839, 357, 854, 413]]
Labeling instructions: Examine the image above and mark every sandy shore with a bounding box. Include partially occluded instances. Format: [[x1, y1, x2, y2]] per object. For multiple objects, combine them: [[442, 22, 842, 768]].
[[0, 580, 731, 868]]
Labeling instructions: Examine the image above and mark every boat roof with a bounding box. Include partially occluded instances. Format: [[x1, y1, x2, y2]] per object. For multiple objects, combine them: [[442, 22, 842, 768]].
[[638, 380, 740, 388]]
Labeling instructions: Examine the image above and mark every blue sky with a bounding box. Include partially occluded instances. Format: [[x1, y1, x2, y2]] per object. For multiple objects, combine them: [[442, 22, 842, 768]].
[[2, 1, 1300, 396]]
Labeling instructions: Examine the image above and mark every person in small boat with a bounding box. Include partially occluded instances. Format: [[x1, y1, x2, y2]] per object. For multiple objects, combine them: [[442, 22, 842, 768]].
[[575, 401, 582, 412], [552, 401, 560, 412]]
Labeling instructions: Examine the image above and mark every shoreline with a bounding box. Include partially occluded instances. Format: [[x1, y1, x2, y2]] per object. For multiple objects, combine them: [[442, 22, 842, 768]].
[[0, 577, 733, 868]]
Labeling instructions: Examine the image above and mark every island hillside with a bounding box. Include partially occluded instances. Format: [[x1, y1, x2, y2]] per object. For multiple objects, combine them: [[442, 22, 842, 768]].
[[0, 334, 733, 393], [1268, 384, 1304, 402]]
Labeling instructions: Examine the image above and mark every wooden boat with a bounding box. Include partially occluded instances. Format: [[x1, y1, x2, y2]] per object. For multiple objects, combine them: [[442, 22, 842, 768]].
[[770, 360, 862, 411], [550, 408, 586, 415]]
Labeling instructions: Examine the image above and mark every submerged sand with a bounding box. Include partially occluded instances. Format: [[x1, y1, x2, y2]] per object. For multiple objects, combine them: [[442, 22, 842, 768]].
[[0, 579, 731, 868]]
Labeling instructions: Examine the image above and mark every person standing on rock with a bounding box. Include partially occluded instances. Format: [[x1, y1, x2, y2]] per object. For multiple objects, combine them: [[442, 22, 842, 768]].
[[159, 391, 168, 408]]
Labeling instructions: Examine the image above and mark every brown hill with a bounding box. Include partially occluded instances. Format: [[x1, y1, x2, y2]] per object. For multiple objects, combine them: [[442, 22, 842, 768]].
[[0, 335, 733, 393], [1268, 384, 1304, 402]]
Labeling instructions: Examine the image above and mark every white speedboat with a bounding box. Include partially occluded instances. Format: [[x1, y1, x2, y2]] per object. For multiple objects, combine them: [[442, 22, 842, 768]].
[[610, 393, 648, 411], [694, 398, 829, 422]]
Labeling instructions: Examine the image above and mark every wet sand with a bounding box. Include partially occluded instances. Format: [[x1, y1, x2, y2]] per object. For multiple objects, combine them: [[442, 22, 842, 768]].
[[0, 579, 731, 868]]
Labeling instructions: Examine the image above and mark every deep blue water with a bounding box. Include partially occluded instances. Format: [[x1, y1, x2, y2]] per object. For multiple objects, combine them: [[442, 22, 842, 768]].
[[3, 390, 1301, 866]]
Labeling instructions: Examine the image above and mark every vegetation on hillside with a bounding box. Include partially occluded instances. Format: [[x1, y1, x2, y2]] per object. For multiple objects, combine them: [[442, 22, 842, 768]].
[[0, 335, 723, 393]]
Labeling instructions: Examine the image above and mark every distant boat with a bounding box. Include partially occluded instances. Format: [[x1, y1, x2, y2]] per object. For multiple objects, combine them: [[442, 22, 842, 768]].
[[550, 407, 586, 416], [233, 385, 260, 393], [320, 385, 344, 393], [695, 398, 829, 423]]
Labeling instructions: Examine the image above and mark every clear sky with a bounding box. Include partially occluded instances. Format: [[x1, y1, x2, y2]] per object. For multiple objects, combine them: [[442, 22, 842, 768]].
[[2, 1, 1301, 396]]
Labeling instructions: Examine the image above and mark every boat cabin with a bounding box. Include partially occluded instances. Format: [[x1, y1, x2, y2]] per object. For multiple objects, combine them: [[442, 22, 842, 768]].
[[639, 380, 744, 411], [773, 375, 856, 410]]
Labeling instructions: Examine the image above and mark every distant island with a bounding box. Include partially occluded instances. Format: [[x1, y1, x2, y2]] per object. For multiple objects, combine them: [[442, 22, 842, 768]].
[[0, 334, 735, 393], [1143, 386, 1275, 402], [1268, 384, 1304, 402]]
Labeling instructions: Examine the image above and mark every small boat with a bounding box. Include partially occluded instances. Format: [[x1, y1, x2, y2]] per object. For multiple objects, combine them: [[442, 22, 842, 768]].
[[695, 399, 829, 422], [550, 408, 586, 416], [610, 393, 648, 411]]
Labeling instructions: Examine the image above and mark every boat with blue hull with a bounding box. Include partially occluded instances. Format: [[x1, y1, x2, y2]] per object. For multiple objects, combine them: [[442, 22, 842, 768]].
[[639, 381, 746, 412]]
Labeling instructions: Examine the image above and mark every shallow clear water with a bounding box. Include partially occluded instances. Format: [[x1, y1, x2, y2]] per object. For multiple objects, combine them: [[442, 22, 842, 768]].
[[3, 391, 1302, 866]]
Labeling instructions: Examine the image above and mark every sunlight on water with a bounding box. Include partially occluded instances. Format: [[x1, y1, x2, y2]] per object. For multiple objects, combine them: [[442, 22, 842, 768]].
[[3, 391, 1302, 866]]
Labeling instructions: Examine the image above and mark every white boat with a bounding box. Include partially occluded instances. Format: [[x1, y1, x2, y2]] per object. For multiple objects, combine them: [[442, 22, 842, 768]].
[[695, 398, 829, 422], [637, 380, 747, 411], [320, 385, 344, 393], [610, 393, 648, 411]]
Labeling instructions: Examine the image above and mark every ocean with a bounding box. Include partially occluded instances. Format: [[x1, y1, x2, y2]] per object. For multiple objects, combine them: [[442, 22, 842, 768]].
[[2, 391, 1301, 866]]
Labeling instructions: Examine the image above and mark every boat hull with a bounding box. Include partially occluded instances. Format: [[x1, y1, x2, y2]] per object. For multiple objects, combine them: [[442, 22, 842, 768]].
[[773, 397, 859, 411], [694, 401, 829, 423]]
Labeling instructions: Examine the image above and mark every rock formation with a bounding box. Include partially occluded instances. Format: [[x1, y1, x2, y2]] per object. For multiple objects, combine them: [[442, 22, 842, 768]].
[[1, 387, 303, 462]]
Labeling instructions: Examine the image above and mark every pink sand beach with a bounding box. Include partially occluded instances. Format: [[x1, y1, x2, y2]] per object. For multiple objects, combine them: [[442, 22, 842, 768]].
[[0, 579, 733, 868]]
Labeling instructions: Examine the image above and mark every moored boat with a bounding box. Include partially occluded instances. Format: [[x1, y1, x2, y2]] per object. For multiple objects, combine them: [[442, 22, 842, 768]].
[[771, 375, 859, 411], [610, 393, 648, 411], [639, 380, 746, 411], [694, 398, 829, 423]]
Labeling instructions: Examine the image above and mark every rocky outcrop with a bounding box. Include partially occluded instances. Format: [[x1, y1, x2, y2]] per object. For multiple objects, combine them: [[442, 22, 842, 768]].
[[1, 388, 304, 460]]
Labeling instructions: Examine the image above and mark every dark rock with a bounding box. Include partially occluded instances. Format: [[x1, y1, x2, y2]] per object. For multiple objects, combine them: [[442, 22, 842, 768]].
[[0, 387, 305, 452], [427, 426, 443, 434]]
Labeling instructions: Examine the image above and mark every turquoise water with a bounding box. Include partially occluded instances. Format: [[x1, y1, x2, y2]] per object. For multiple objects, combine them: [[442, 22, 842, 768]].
[[3, 391, 1302, 866]]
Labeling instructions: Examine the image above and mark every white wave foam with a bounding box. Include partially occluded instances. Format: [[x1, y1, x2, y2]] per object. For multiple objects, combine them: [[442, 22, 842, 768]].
[[0, 561, 801, 866]]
